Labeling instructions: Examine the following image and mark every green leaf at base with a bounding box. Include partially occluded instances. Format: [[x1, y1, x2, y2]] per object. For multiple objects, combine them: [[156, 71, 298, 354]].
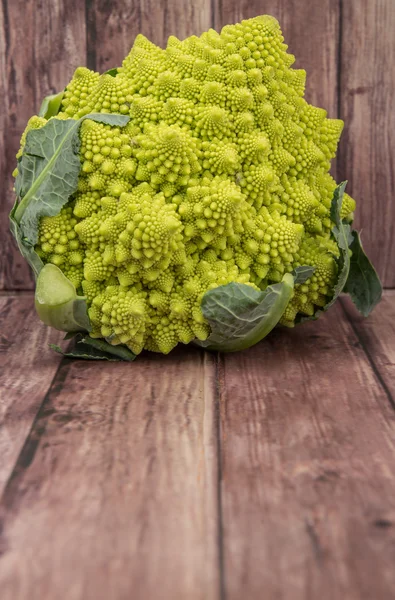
[[344, 230, 382, 316], [51, 335, 136, 362], [39, 90, 65, 119], [63, 331, 80, 340], [195, 272, 296, 352], [50, 343, 122, 361]]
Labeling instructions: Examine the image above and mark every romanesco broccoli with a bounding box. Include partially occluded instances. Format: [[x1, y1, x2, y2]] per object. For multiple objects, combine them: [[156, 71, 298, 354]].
[[10, 15, 381, 358]]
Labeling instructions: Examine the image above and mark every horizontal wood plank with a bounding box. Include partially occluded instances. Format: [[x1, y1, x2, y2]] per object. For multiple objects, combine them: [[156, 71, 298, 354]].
[[0, 295, 64, 495], [0, 348, 220, 600], [219, 302, 395, 600]]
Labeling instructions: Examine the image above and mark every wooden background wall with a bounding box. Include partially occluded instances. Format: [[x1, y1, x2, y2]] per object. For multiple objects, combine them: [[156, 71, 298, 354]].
[[0, 0, 394, 290]]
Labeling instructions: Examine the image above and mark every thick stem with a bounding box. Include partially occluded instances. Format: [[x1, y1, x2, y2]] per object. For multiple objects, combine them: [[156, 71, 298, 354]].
[[35, 264, 91, 332]]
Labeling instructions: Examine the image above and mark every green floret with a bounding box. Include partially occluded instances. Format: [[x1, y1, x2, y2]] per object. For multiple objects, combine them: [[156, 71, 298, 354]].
[[35, 205, 85, 289], [59, 67, 100, 118], [14, 14, 373, 356], [280, 237, 338, 325]]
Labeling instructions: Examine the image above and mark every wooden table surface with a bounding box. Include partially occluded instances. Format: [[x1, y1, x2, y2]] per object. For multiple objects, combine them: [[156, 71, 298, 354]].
[[0, 291, 395, 600]]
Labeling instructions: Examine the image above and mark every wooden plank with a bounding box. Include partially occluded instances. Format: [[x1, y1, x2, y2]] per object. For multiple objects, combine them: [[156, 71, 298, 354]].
[[338, 0, 395, 287], [0, 0, 87, 291], [219, 303, 395, 600], [0, 349, 220, 600], [341, 292, 395, 403], [214, 0, 340, 116], [87, 0, 212, 73], [0, 295, 64, 496]]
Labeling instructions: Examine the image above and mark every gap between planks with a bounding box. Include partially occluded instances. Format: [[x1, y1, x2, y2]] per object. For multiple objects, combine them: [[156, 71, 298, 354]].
[[0, 295, 64, 496], [218, 300, 395, 600], [0, 334, 222, 600]]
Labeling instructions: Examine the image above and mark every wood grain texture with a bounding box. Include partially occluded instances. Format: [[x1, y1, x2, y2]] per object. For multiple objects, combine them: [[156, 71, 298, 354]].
[[87, 0, 212, 73], [0, 0, 87, 290], [214, 0, 340, 116], [0, 295, 63, 496], [338, 0, 395, 287], [341, 292, 395, 404], [1, 1, 394, 290], [0, 348, 220, 600], [219, 302, 395, 600]]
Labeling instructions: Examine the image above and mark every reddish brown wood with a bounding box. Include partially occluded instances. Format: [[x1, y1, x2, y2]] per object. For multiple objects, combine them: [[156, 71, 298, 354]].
[[0, 295, 63, 495], [0, 347, 220, 600], [0, 292, 395, 597], [0, 0, 87, 290], [338, 0, 395, 287], [88, 0, 212, 73], [214, 0, 340, 117], [341, 292, 395, 402], [219, 302, 395, 600], [1, 2, 393, 291]]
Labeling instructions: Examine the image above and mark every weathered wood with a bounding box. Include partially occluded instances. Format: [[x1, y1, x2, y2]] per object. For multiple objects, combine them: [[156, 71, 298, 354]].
[[219, 302, 395, 600], [2, 1, 394, 292], [0, 0, 87, 290], [0, 295, 63, 496], [0, 293, 394, 597], [87, 0, 212, 73], [0, 348, 220, 600], [214, 0, 340, 117], [341, 292, 395, 403], [338, 0, 395, 287]]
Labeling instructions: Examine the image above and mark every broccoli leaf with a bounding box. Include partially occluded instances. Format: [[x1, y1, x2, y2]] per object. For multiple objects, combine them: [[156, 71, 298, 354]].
[[297, 182, 352, 323], [50, 343, 121, 361], [9, 198, 44, 277], [80, 336, 136, 361], [63, 331, 80, 340], [326, 181, 352, 310], [297, 182, 382, 324], [195, 272, 295, 352], [39, 90, 65, 118], [103, 68, 119, 77], [51, 335, 136, 362], [13, 113, 130, 247], [344, 230, 382, 316]]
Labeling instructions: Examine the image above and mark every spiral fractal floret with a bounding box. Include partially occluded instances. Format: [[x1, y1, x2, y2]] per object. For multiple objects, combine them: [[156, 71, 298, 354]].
[[17, 15, 360, 355]]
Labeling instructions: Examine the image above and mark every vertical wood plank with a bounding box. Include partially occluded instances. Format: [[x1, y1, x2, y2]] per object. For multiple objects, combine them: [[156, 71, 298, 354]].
[[341, 292, 395, 402], [88, 0, 212, 73], [0, 295, 64, 495], [214, 0, 340, 117], [338, 0, 395, 287], [219, 304, 395, 600], [0, 0, 87, 291], [0, 349, 220, 600]]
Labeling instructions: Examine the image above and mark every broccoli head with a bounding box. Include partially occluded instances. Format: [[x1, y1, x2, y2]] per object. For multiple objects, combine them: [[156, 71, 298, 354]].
[[12, 15, 381, 357]]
